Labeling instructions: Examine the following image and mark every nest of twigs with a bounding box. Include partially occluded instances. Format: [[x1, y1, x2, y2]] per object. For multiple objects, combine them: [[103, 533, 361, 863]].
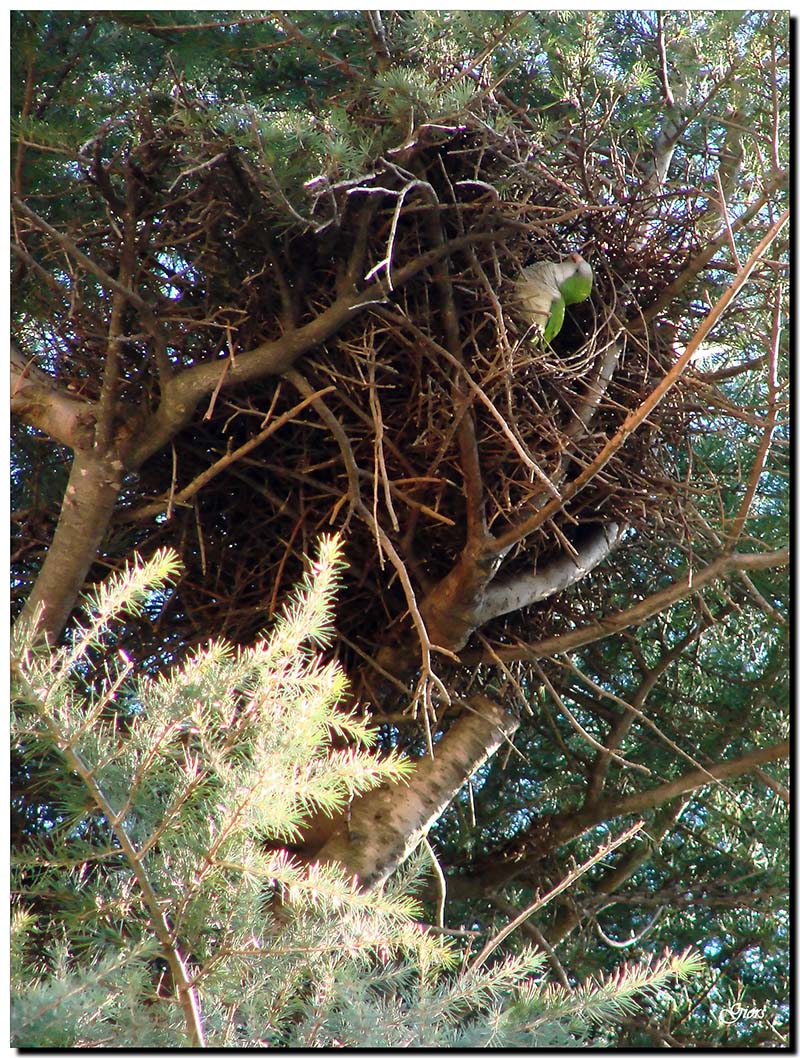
[[17, 106, 709, 714]]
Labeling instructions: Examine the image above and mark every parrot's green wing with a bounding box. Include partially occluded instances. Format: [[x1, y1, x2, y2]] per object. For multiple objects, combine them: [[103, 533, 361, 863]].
[[543, 295, 566, 343], [559, 268, 593, 306]]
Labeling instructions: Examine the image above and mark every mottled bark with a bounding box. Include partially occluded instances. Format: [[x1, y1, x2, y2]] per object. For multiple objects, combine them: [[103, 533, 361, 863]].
[[315, 697, 519, 888], [11, 344, 96, 450], [19, 448, 125, 642], [476, 524, 622, 624]]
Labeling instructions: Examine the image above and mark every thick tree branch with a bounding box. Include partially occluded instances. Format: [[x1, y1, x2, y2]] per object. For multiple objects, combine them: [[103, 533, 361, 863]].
[[16, 203, 512, 646], [531, 740, 789, 869], [11, 344, 97, 450], [476, 524, 622, 624], [315, 697, 519, 888], [452, 740, 787, 899], [18, 449, 125, 641]]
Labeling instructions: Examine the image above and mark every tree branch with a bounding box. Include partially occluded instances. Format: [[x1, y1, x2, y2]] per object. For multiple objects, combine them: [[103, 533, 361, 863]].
[[595, 740, 788, 819], [11, 196, 151, 313], [417, 183, 488, 548], [18, 449, 125, 641], [315, 696, 519, 888], [487, 546, 789, 664], [95, 169, 138, 451], [546, 800, 686, 946], [127, 228, 511, 468], [11, 343, 96, 450], [476, 524, 623, 624], [723, 295, 782, 549]]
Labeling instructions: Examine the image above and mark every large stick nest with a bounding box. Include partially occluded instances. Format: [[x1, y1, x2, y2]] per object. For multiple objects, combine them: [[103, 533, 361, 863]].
[[16, 105, 711, 711]]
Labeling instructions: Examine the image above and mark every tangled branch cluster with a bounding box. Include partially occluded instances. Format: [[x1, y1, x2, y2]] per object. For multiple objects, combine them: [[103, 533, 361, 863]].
[[14, 103, 706, 705]]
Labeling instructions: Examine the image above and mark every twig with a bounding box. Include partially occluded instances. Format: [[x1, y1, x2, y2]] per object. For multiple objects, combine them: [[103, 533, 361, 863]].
[[468, 821, 644, 972], [127, 387, 335, 522], [724, 293, 782, 548], [168, 152, 228, 193], [421, 836, 446, 929], [488, 891, 572, 989], [12, 196, 150, 313], [286, 368, 458, 733], [378, 309, 564, 503], [531, 660, 650, 776]]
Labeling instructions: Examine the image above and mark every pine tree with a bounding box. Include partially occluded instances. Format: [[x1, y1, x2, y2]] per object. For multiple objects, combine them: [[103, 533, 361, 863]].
[[12, 12, 788, 1046], [11, 539, 700, 1047]]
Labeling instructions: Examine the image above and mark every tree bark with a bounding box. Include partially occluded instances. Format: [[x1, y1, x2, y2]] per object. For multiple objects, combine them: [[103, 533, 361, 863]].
[[315, 697, 519, 888], [19, 448, 124, 642], [476, 523, 622, 623], [11, 343, 95, 450]]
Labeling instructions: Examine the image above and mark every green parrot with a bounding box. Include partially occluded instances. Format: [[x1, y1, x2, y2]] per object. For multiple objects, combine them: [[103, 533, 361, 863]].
[[515, 252, 593, 343]]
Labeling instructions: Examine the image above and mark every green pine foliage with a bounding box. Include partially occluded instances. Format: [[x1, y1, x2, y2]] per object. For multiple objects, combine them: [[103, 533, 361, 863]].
[[12, 538, 700, 1047]]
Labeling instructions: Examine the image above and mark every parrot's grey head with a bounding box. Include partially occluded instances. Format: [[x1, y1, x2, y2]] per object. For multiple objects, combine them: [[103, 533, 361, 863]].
[[565, 252, 593, 284]]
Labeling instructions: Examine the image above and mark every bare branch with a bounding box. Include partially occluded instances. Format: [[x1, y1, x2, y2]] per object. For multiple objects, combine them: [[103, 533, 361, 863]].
[[95, 169, 138, 451], [635, 169, 788, 327], [362, 10, 391, 70], [724, 294, 782, 548], [11, 344, 96, 450], [124, 386, 336, 523], [599, 740, 788, 818], [489, 546, 789, 664], [12, 196, 151, 313], [752, 766, 789, 805]]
